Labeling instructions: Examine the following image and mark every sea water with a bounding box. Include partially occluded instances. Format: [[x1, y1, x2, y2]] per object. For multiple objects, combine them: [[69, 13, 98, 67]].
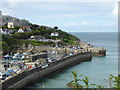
[[26, 32, 118, 88]]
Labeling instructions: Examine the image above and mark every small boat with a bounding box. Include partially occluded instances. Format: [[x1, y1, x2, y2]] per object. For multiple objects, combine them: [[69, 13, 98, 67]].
[[3, 72, 12, 76], [4, 54, 11, 59], [12, 53, 25, 60], [8, 70, 14, 73], [21, 56, 25, 60]]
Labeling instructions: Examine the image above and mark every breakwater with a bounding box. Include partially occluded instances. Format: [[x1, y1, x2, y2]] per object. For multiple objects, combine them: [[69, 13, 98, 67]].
[[91, 48, 106, 56], [2, 52, 92, 90]]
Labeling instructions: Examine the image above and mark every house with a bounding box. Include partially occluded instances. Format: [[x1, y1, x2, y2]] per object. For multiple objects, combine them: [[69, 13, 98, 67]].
[[18, 26, 31, 33], [7, 22, 14, 28], [18, 28, 24, 33], [50, 32, 59, 36], [30, 35, 46, 40], [0, 28, 13, 35], [0, 28, 3, 34]]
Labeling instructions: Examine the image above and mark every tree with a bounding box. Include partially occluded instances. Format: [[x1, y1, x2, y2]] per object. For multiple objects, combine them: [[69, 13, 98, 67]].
[[54, 26, 58, 29], [30, 24, 39, 30], [14, 26, 20, 30], [2, 25, 8, 29], [1, 41, 10, 54], [40, 26, 46, 30]]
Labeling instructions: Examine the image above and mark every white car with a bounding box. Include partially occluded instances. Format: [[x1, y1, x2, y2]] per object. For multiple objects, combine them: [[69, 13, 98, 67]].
[[42, 64, 48, 69]]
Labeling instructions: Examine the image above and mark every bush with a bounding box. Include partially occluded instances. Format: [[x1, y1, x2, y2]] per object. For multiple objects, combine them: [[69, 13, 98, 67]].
[[67, 71, 120, 89], [29, 40, 53, 46]]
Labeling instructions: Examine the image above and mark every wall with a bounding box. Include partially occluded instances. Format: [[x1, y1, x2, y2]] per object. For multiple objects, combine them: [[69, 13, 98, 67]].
[[2, 52, 92, 90], [91, 50, 106, 56], [31, 53, 47, 61]]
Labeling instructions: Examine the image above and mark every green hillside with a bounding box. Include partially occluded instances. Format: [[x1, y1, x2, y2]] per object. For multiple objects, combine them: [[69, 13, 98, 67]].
[[2, 24, 80, 55]]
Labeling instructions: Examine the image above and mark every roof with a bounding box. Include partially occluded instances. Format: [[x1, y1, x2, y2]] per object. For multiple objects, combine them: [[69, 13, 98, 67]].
[[30, 35, 45, 38], [21, 26, 30, 28], [18, 26, 31, 32], [51, 32, 58, 34]]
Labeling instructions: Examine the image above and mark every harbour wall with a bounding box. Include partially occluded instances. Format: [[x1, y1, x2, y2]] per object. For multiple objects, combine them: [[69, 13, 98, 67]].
[[91, 49, 106, 56], [2, 52, 92, 90]]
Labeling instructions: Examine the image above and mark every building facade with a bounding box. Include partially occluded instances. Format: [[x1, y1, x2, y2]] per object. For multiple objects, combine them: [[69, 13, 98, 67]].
[[7, 22, 14, 28]]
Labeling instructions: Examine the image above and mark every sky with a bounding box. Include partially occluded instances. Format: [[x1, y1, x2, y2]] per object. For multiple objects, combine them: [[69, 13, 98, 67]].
[[1, 0, 119, 32]]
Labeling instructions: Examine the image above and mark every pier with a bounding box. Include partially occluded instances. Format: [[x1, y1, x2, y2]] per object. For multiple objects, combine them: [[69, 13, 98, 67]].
[[79, 42, 106, 56]]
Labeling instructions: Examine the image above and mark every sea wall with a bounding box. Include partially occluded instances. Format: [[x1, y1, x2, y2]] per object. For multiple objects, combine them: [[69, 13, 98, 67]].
[[2, 52, 92, 90]]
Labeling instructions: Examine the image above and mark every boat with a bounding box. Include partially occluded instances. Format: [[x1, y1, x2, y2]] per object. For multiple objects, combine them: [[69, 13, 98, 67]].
[[4, 54, 12, 59], [12, 53, 25, 60]]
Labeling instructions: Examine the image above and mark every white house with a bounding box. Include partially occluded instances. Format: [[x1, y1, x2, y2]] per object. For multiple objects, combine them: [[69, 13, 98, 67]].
[[50, 32, 59, 36], [0, 28, 4, 34], [30, 35, 46, 40], [18, 28, 24, 33], [18, 26, 31, 33]]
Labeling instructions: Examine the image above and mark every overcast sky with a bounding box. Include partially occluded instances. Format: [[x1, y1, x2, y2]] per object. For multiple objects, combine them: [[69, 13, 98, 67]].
[[1, 0, 119, 32]]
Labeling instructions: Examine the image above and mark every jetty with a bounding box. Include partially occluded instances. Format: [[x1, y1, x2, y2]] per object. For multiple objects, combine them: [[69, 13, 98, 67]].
[[1, 52, 92, 90], [79, 41, 106, 56]]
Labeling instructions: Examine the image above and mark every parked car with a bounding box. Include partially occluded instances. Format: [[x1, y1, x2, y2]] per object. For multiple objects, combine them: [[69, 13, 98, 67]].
[[42, 64, 48, 69], [1, 74, 7, 80]]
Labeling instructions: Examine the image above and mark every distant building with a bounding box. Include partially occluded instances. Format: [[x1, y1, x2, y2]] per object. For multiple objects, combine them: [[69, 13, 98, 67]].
[[18, 26, 31, 33], [0, 28, 13, 35], [30, 35, 46, 40], [50, 32, 59, 36], [7, 22, 14, 28], [0, 28, 3, 34]]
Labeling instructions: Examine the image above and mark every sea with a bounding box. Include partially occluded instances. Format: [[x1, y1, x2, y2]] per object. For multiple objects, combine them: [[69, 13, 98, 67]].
[[26, 32, 118, 88]]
